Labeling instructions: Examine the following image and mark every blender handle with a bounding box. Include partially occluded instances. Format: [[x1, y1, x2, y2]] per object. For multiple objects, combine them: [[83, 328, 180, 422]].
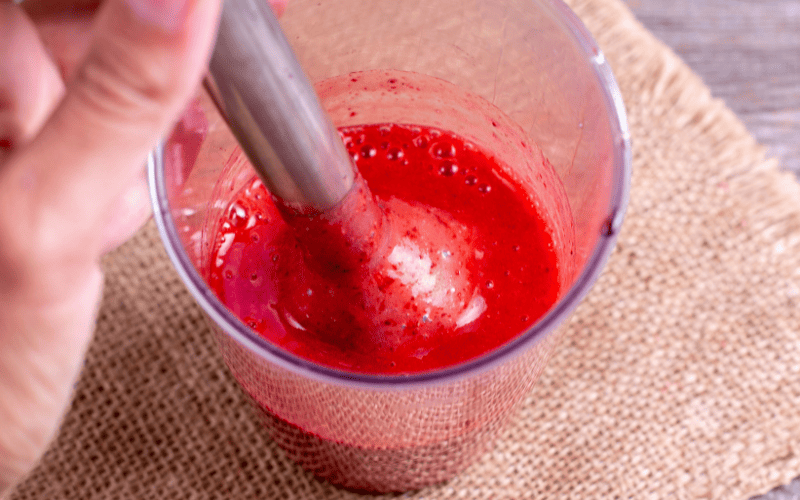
[[204, 0, 355, 211]]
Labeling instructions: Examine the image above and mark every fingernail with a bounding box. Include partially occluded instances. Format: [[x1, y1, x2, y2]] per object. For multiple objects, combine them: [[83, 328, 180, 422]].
[[124, 0, 191, 32]]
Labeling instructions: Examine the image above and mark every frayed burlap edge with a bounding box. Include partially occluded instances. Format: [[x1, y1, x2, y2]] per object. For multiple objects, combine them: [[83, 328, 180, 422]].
[[564, 0, 800, 497]]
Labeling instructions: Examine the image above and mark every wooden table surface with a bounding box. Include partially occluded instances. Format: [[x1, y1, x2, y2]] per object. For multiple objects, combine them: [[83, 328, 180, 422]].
[[622, 1, 800, 498], [623, 0, 800, 177]]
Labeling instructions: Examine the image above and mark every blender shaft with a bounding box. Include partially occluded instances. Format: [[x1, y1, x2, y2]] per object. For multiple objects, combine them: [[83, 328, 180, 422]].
[[205, 0, 355, 211]]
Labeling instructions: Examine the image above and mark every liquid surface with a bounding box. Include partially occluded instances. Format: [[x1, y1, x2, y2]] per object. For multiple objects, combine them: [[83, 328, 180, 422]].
[[207, 124, 562, 374]]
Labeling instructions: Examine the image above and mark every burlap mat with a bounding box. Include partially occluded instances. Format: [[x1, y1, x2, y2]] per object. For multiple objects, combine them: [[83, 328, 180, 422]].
[[8, 0, 800, 497]]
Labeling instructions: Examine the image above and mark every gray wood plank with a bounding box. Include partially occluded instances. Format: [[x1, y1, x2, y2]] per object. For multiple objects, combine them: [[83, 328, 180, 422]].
[[622, 0, 800, 175]]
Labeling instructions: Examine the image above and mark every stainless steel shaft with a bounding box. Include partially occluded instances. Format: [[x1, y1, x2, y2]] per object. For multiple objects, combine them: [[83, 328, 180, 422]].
[[205, 0, 355, 211]]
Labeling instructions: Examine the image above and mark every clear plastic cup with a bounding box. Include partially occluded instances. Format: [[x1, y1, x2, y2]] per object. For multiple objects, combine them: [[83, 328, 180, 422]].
[[149, 0, 630, 492]]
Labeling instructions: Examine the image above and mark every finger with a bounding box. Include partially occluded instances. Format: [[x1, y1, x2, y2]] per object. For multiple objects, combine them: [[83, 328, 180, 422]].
[[17, 0, 97, 81], [17, 0, 283, 19], [17, 0, 101, 21], [21, 0, 285, 82], [0, 3, 64, 155], [33, 14, 94, 81], [2, 0, 223, 260]]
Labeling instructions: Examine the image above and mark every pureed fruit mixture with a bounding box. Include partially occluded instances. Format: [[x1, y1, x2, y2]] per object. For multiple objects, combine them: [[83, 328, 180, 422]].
[[204, 71, 575, 375]]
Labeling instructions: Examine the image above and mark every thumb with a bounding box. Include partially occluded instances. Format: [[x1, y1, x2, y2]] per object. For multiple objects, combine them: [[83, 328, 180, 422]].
[[0, 0, 223, 481], [5, 0, 222, 256]]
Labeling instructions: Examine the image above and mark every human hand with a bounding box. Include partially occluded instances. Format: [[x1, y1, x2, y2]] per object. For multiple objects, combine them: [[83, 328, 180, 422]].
[[0, 0, 285, 491]]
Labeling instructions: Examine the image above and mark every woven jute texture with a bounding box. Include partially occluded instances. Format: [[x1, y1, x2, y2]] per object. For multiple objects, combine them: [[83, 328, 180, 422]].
[[8, 0, 800, 497]]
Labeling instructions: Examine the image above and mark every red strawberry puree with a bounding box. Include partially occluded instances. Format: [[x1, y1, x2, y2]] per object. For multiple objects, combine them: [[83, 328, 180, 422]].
[[207, 120, 568, 374]]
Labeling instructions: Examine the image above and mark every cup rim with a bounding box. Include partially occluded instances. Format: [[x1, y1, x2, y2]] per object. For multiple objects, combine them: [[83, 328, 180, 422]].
[[148, 0, 631, 391]]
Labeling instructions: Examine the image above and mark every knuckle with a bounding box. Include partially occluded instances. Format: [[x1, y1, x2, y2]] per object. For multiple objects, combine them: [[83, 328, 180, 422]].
[[70, 37, 186, 126]]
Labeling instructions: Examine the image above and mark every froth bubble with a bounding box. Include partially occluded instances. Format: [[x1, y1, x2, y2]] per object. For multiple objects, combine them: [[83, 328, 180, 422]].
[[429, 140, 456, 159], [438, 161, 459, 176]]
